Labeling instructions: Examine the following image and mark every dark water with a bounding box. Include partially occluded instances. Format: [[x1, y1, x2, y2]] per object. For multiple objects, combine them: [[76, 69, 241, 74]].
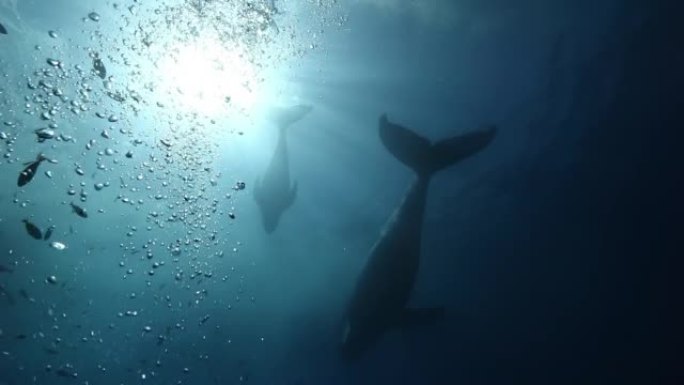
[[0, 1, 681, 384]]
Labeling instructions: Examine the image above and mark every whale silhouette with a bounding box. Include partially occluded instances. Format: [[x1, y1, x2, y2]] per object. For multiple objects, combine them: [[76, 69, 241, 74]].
[[340, 114, 496, 360], [254, 104, 313, 233]]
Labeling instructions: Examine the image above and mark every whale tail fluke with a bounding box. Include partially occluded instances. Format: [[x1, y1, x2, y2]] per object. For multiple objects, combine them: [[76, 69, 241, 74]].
[[270, 104, 313, 130], [379, 114, 496, 178]]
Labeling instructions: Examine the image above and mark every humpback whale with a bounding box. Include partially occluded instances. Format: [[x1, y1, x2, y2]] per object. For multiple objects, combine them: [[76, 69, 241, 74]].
[[253, 104, 313, 233], [340, 114, 496, 360]]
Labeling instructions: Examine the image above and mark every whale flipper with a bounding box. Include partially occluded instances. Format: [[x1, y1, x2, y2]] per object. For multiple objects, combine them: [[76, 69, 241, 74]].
[[286, 181, 298, 208], [398, 307, 446, 328], [253, 177, 263, 203], [379, 114, 496, 177], [269, 104, 313, 130]]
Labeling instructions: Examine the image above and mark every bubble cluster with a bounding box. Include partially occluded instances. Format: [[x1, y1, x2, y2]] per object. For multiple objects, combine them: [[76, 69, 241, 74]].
[[0, 1, 347, 384]]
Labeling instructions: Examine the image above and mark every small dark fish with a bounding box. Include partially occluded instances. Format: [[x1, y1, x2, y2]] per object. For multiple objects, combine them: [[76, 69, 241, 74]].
[[0, 22, 7, 35], [19, 289, 31, 301], [55, 368, 76, 378], [93, 53, 106, 79], [22, 219, 43, 239], [199, 314, 211, 325], [0, 264, 13, 274], [70, 202, 88, 218], [44, 225, 55, 240], [18, 154, 48, 187], [15, 334, 27, 340]]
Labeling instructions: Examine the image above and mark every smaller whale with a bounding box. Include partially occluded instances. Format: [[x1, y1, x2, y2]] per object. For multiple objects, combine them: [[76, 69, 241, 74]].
[[253, 104, 313, 233], [339, 114, 496, 360], [18, 154, 49, 187]]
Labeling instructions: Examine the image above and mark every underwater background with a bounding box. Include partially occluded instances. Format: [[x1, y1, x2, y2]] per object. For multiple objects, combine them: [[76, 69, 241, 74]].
[[0, 0, 681, 384]]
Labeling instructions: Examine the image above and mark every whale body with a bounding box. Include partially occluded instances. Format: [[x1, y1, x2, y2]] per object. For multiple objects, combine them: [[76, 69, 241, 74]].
[[253, 104, 312, 233], [340, 114, 496, 360]]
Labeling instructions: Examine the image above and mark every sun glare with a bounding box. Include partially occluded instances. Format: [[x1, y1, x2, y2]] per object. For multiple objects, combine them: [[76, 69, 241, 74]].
[[157, 37, 262, 116]]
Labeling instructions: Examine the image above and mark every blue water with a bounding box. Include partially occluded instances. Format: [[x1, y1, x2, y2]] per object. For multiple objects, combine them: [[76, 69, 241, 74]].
[[0, 0, 681, 384]]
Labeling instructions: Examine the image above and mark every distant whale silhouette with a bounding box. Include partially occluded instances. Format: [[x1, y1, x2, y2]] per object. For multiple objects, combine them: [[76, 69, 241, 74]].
[[340, 114, 496, 360], [254, 104, 313, 233]]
